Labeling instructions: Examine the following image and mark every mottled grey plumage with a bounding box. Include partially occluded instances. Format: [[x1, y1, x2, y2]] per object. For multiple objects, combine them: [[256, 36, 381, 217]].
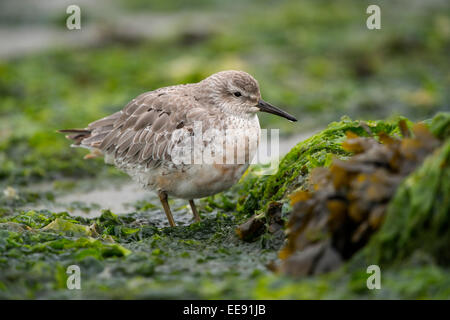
[[60, 70, 296, 226]]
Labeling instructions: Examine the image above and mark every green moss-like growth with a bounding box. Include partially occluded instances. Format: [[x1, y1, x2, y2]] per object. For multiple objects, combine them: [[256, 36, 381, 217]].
[[251, 264, 450, 299], [238, 117, 403, 217], [1, 114, 448, 299], [428, 112, 450, 140], [248, 113, 450, 299], [0, 208, 276, 299]]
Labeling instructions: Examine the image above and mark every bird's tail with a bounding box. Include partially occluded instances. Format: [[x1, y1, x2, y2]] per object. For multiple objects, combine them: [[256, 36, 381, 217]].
[[58, 129, 92, 146], [58, 128, 105, 160]]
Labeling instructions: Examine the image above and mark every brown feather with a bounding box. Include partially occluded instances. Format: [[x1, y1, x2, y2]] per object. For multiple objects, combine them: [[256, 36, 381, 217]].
[[58, 129, 90, 134], [60, 84, 221, 171], [134, 110, 158, 131], [100, 128, 120, 150], [88, 112, 120, 129]]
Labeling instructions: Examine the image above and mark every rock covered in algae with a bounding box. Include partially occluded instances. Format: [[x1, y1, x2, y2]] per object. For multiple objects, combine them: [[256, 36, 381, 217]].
[[277, 115, 448, 276], [358, 137, 450, 267], [236, 117, 402, 241], [237, 117, 402, 217]]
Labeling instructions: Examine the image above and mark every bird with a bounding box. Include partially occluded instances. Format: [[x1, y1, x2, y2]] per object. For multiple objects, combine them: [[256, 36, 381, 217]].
[[59, 70, 297, 227]]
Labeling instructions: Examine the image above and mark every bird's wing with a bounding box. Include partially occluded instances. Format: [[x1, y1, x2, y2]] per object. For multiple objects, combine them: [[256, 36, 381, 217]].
[[80, 88, 223, 168]]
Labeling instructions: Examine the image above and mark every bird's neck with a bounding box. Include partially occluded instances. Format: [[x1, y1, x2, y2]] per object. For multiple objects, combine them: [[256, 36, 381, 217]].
[[225, 112, 260, 131]]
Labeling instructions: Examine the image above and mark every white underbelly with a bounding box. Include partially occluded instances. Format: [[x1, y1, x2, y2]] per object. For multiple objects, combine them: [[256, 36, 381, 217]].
[[124, 162, 247, 199]]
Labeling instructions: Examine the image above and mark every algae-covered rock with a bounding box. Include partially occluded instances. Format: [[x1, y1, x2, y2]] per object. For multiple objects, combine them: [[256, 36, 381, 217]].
[[247, 113, 450, 299], [360, 138, 450, 267], [237, 117, 403, 241], [238, 117, 402, 217], [278, 120, 444, 276]]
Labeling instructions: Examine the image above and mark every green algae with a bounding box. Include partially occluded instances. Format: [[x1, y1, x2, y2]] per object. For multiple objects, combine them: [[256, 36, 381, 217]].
[[249, 113, 450, 299], [428, 111, 450, 140], [1, 114, 448, 299], [238, 117, 403, 217], [251, 264, 450, 299], [0, 207, 275, 299]]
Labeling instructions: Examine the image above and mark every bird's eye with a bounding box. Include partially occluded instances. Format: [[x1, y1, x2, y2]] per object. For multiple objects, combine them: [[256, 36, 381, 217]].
[[233, 91, 242, 97]]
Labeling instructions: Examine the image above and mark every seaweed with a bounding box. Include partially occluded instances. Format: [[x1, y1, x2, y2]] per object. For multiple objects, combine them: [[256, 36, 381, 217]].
[[358, 138, 450, 267], [277, 116, 447, 276], [238, 117, 402, 216], [236, 117, 403, 241], [0, 208, 275, 299]]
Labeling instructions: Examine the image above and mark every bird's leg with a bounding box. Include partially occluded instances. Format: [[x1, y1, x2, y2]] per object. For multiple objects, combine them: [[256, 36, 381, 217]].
[[189, 199, 201, 222], [158, 190, 175, 227]]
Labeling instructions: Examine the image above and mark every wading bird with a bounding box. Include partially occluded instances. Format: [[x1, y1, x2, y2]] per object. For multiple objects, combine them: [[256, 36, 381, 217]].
[[60, 71, 296, 226]]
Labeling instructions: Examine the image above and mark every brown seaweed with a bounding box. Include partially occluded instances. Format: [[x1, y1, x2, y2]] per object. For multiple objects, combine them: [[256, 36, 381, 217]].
[[278, 121, 441, 276]]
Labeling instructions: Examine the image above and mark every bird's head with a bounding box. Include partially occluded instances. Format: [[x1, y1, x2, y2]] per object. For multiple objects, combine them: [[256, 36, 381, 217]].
[[198, 70, 297, 122]]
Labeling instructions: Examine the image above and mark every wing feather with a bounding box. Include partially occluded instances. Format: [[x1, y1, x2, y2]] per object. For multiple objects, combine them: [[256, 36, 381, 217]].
[[78, 85, 222, 169]]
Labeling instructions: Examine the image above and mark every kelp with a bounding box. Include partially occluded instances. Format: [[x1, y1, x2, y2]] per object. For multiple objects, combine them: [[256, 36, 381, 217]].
[[357, 138, 450, 267], [250, 124, 450, 298], [236, 117, 403, 241], [277, 115, 448, 276]]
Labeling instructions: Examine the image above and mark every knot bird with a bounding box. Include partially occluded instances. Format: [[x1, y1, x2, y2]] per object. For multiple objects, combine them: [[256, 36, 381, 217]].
[[60, 70, 297, 226]]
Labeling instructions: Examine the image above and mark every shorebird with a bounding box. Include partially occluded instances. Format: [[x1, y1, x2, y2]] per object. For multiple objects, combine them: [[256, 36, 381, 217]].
[[60, 70, 297, 226]]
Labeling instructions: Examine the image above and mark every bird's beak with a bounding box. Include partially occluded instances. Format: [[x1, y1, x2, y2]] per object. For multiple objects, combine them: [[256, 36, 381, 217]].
[[257, 99, 297, 122]]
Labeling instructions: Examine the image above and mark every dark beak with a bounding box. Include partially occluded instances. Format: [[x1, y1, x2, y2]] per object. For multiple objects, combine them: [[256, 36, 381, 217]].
[[258, 99, 297, 122]]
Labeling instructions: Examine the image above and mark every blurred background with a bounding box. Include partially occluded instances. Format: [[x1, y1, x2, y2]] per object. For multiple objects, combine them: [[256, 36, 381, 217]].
[[0, 0, 449, 186]]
